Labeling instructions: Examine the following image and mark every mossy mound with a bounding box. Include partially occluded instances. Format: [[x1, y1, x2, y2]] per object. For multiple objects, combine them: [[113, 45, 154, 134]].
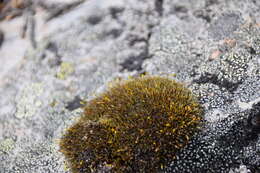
[[59, 76, 203, 173]]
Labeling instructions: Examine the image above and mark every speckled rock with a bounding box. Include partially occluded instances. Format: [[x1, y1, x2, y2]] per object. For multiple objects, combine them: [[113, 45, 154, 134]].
[[0, 0, 259, 173]]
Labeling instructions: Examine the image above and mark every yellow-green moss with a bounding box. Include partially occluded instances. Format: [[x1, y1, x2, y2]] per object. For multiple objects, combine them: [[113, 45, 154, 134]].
[[59, 76, 203, 173]]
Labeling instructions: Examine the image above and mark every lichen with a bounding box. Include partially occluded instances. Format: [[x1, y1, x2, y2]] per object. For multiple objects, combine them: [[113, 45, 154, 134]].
[[56, 62, 74, 80], [0, 138, 15, 154], [15, 83, 44, 119], [59, 76, 203, 172]]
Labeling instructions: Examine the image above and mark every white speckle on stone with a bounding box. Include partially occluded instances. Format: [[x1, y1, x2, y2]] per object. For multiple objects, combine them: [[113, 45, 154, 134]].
[[229, 165, 251, 173], [205, 109, 227, 122], [99, 0, 124, 9], [237, 97, 260, 110]]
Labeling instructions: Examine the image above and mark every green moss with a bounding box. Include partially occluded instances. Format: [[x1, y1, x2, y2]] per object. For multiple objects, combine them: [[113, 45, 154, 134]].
[[59, 76, 203, 173]]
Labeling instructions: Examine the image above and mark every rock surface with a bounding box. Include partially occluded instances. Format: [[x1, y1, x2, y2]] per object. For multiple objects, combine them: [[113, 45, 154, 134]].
[[0, 0, 259, 172]]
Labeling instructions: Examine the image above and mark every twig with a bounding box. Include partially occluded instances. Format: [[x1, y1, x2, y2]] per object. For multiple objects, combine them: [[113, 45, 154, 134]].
[[0, 29, 4, 48], [45, 0, 85, 22]]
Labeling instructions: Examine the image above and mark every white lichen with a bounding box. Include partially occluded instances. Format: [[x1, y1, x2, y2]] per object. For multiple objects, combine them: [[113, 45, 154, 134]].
[[0, 138, 15, 154], [15, 83, 44, 119]]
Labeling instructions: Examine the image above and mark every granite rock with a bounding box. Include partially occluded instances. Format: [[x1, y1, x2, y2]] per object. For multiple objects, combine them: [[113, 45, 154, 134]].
[[0, 0, 259, 172]]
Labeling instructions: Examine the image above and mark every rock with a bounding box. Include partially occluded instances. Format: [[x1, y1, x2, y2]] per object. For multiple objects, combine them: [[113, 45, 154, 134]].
[[0, 0, 259, 172]]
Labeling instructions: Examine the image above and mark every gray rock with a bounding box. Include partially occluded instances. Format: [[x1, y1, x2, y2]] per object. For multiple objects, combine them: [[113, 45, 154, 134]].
[[0, 0, 259, 172]]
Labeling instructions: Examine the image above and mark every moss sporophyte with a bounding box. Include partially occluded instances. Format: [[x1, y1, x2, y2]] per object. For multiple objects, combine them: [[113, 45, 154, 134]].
[[59, 76, 203, 173]]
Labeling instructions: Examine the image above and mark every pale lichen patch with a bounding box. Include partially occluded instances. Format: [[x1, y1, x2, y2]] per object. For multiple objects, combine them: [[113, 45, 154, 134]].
[[0, 138, 15, 154], [56, 62, 74, 80], [15, 83, 44, 119]]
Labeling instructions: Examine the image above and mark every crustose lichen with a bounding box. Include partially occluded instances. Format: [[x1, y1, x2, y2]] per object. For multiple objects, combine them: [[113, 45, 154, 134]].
[[59, 76, 203, 172]]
